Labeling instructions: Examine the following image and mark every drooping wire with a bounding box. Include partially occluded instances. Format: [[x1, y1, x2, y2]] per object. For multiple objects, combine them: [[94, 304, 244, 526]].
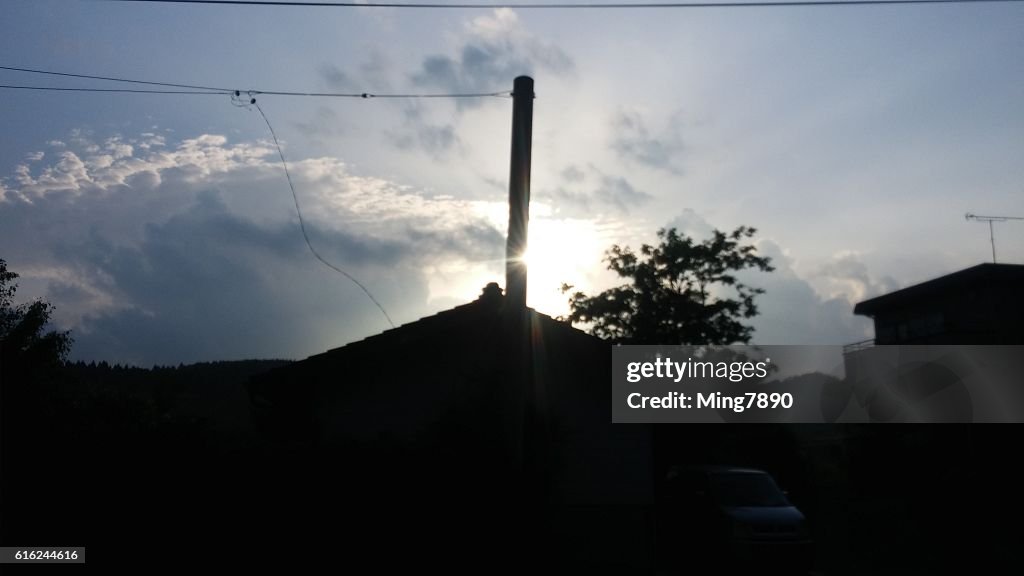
[[246, 93, 396, 329]]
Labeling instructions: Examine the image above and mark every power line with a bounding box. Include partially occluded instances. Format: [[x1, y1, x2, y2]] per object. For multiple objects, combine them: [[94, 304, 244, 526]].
[[252, 89, 510, 98], [108, 0, 1024, 10], [0, 84, 226, 95], [0, 66, 510, 99], [0, 83, 509, 98], [251, 98, 396, 329], [0, 65, 234, 93]]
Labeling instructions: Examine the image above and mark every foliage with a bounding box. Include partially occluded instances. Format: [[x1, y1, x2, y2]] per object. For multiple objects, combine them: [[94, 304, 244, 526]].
[[561, 227, 774, 345], [0, 258, 73, 371]]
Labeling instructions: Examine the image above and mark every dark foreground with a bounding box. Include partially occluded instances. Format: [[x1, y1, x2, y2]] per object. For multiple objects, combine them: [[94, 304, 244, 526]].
[[1, 361, 1019, 572]]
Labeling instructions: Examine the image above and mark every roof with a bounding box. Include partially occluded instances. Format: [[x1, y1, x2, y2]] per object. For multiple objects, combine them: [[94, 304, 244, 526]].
[[853, 263, 1024, 317], [307, 281, 603, 358], [249, 282, 608, 399]]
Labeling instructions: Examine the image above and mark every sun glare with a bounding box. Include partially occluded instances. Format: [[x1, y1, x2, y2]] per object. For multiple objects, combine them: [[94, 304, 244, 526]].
[[523, 218, 606, 318], [426, 202, 615, 318]]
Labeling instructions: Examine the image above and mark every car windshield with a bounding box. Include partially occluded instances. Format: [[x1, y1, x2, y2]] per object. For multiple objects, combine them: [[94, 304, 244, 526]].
[[710, 472, 789, 507]]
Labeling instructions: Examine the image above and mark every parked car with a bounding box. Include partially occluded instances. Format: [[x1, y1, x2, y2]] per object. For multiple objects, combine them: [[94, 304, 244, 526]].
[[657, 465, 814, 574]]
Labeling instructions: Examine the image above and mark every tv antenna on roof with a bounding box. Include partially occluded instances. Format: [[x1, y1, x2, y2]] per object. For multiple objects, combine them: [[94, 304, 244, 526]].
[[965, 213, 1024, 264]]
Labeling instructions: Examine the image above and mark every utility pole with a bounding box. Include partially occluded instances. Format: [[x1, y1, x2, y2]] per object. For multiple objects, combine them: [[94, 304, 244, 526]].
[[501, 76, 544, 524], [506, 76, 534, 309], [965, 213, 1024, 264]]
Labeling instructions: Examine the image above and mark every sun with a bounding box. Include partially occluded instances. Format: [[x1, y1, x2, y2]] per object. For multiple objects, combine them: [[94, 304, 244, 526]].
[[520, 218, 607, 318]]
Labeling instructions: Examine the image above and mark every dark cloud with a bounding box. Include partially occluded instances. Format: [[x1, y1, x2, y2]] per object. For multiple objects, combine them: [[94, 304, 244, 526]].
[[58, 188, 504, 365], [388, 105, 461, 158], [481, 176, 506, 191], [540, 165, 651, 215], [611, 109, 686, 174], [411, 9, 573, 107], [358, 50, 393, 91], [293, 107, 347, 141], [561, 165, 585, 183], [366, 10, 572, 158], [319, 63, 357, 91], [406, 223, 504, 262], [58, 190, 426, 365], [593, 175, 651, 209], [318, 51, 393, 92]]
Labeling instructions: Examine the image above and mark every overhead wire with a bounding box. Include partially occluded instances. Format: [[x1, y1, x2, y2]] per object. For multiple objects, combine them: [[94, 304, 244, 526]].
[[0, 65, 234, 93], [0, 65, 511, 99], [251, 89, 510, 98], [0, 84, 226, 95], [107, 0, 1024, 10], [0, 83, 510, 98]]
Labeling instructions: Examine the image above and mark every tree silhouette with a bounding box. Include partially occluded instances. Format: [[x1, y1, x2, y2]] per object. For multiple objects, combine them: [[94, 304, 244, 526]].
[[561, 227, 774, 344], [0, 258, 72, 372]]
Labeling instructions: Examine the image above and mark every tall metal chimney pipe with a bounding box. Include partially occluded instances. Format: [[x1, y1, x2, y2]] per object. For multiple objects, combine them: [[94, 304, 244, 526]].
[[506, 76, 534, 309]]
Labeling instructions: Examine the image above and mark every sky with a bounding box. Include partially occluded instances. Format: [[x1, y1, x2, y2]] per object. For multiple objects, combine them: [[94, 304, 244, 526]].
[[1, 0, 1023, 366]]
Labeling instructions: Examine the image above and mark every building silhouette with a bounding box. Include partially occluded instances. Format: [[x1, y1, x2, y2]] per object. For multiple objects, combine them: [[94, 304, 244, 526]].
[[853, 263, 1024, 345], [248, 282, 653, 570]]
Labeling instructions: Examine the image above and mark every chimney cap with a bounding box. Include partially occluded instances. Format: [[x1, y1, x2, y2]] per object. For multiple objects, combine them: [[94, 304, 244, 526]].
[[480, 282, 503, 307]]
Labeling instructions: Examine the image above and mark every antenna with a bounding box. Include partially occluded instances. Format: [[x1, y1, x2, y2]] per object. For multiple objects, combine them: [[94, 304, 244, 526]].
[[965, 213, 1024, 264]]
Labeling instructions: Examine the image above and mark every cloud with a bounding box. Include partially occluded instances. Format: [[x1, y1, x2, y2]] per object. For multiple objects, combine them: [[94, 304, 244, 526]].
[[397, 8, 573, 156], [812, 251, 900, 304], [293, 106, 347, 141], [541, 164, 652, 215], [317, 50, 394, 93], [666, 208, 715, 239], [653, 211, 876, 345], [63, 190, 424, 365], [561, 165, 585, 183], [9, 134, 273, 200], [0, 131, 505, 365], [135, 133, 166, 150], [592, 175, 651, 209], [412, 8, 573, 104], [611, 108, 686, 174], [358, 49, 394, 91], [741, 241, 879, 345], [319, 63, 357, 91], [388, 104, 461, 159]]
